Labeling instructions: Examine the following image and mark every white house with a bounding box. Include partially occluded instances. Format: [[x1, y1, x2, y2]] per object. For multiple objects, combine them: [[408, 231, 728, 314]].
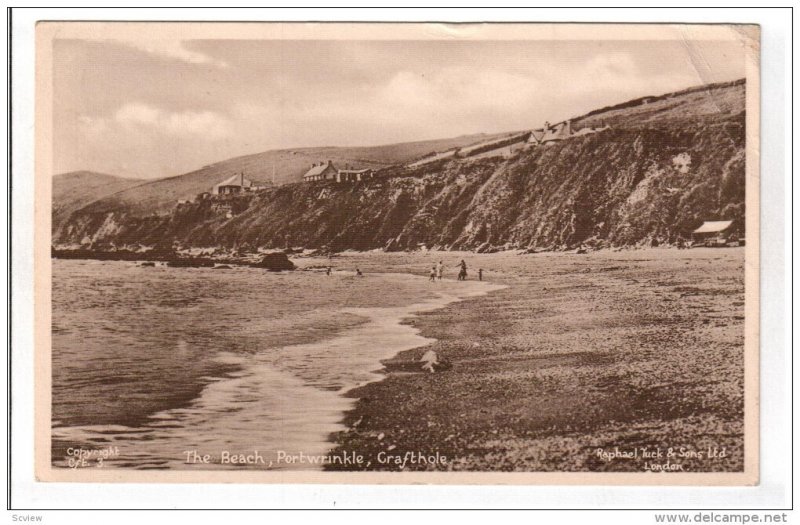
[[212, 173, 253, 195], [303, 161, 338, 182], [337, 168, 375, 182]]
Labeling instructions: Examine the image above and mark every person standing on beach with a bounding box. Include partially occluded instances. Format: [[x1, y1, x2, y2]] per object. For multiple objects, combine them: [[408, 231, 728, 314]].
[[478, 268, 483, 281], [429, 266, 437, 282], [436, 260, 443, 280], [326, 266, 332, 276], [456, 259, 467, 281]]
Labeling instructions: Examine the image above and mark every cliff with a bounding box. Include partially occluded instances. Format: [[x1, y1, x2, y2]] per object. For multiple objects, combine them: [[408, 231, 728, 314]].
[[52, 171, 145, 231], [54, 80, 746, 252]]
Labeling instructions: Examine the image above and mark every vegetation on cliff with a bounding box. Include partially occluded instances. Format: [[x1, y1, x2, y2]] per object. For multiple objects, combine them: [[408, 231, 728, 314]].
[[52, 171, 145, 231], [54, 79, 746, 252]]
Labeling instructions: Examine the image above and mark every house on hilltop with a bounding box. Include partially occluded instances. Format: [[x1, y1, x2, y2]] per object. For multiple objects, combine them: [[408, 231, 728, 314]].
[[528, 120, 609, 146], [529, 121, 573, 145], [303, 161, 337, 182], [213, 173, 253, 195], [337, 168, 375, 183]]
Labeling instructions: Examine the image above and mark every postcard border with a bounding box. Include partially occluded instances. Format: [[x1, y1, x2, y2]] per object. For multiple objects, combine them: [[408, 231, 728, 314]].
[[31, 20, 761, 487]]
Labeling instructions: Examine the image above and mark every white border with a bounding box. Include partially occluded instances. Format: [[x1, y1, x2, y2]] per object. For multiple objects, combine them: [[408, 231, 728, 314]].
[[7, 6, 792, 516]]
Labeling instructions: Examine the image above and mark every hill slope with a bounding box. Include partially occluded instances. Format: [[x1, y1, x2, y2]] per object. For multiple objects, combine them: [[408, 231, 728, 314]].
[[55, 79, 747, 251], [52, 171, 146, 230], [65, 132, 513, 217]]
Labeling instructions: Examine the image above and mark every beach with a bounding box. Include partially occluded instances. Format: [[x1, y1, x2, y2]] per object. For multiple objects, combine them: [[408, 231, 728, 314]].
[[317, 247, 745, 472], [50, 247, 745, 472]]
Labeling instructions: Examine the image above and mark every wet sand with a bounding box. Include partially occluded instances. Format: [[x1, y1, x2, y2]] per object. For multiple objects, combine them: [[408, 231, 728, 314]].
[[304, 247, 746, 472]]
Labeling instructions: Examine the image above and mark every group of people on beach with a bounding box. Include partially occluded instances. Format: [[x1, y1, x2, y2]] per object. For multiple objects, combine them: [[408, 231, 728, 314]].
[[430, 259, 482, 282], [323, 259, 482, 281], [429, 261, 444, 281], [325, 266, 363, 277]]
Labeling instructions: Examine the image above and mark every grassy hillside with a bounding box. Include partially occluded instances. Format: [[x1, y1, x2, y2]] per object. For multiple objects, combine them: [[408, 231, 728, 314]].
[[575, 78, 745, 129], [52, 171, 145, 229], [55, 79, 747, 251], [67, 132, 512, 217]]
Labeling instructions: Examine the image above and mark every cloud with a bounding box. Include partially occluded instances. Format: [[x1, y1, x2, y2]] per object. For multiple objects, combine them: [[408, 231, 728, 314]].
[[575, 52, 697, 94], [113, 103, 233, 140], [77, 115, 108, 138], [585, 52, 637, 77], [70, 104, 238, 178], [103, 39, 229, 68], [114, 102, 160, 125], [377, 67, 538, 114]]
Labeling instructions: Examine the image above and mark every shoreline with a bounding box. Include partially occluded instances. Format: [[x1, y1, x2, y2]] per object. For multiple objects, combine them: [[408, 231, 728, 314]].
[[51, 260, 504, 470], [333, 278, 508, 396], [51, 249, 745, 472], [267, 273, 508, 471]]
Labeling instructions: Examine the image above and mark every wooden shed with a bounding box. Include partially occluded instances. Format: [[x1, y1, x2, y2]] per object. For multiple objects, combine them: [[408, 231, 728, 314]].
[[692, 220, 739, 247]]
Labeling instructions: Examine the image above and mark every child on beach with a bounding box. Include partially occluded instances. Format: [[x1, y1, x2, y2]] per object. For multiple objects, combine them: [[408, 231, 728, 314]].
[[326, 266, 332, 276], [429, 266, 437, 282], [356, 268, 363, 276], [436, 261, 443, 280], [478, 268, 483, 281]]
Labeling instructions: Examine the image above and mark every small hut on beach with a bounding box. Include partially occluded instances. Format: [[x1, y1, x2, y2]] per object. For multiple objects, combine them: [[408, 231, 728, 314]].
[[692, 220, 738, 246]]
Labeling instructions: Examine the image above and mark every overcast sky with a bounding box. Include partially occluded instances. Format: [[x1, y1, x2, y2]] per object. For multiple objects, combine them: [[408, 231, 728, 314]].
[[53, 38, 745, 179]]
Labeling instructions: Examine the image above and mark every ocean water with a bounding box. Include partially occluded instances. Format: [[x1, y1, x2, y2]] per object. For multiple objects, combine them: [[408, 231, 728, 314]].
[[51, 259, 501, 470]]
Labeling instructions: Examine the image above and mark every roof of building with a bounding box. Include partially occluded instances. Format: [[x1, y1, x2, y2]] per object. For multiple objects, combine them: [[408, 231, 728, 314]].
[[214, 173, 252, 190], [693, 220, 734, 234], [542, 122, 571, 142], [338, 168, 374, 174], [303, 161, 336, 178], [529, 129, 546, 143], [529, 122, 571, 143]]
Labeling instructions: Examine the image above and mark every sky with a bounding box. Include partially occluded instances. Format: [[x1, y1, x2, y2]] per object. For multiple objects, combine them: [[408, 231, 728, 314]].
[[52, 37, 746, 179]]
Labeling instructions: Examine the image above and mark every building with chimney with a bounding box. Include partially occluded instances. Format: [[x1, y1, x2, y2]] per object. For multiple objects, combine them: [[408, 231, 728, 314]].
[[529, 120, 574, 145], [303, 160, 338, 182]]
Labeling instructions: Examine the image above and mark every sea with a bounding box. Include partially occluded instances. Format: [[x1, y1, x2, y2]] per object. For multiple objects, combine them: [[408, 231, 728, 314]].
[[51, 259, 501, 470]]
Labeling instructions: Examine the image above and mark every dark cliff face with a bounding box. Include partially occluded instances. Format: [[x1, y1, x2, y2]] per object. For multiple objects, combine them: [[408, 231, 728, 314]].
[[55, 80, 747, 252], [54, 109, 746, 252]]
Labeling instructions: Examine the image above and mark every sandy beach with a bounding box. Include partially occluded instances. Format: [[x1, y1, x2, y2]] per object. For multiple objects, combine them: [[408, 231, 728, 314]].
[[306, 247, 745, 472]]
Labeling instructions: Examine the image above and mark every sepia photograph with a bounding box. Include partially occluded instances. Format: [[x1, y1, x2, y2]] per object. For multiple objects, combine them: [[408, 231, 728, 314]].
[[33, 21, 759, 484]]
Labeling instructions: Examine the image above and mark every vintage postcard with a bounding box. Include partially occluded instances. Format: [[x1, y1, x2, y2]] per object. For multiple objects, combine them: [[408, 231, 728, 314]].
[[34, 22, 760, 484]]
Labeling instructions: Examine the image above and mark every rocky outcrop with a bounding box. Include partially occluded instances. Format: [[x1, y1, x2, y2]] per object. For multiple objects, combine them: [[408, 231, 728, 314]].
[[253, 253, 296, 271]]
